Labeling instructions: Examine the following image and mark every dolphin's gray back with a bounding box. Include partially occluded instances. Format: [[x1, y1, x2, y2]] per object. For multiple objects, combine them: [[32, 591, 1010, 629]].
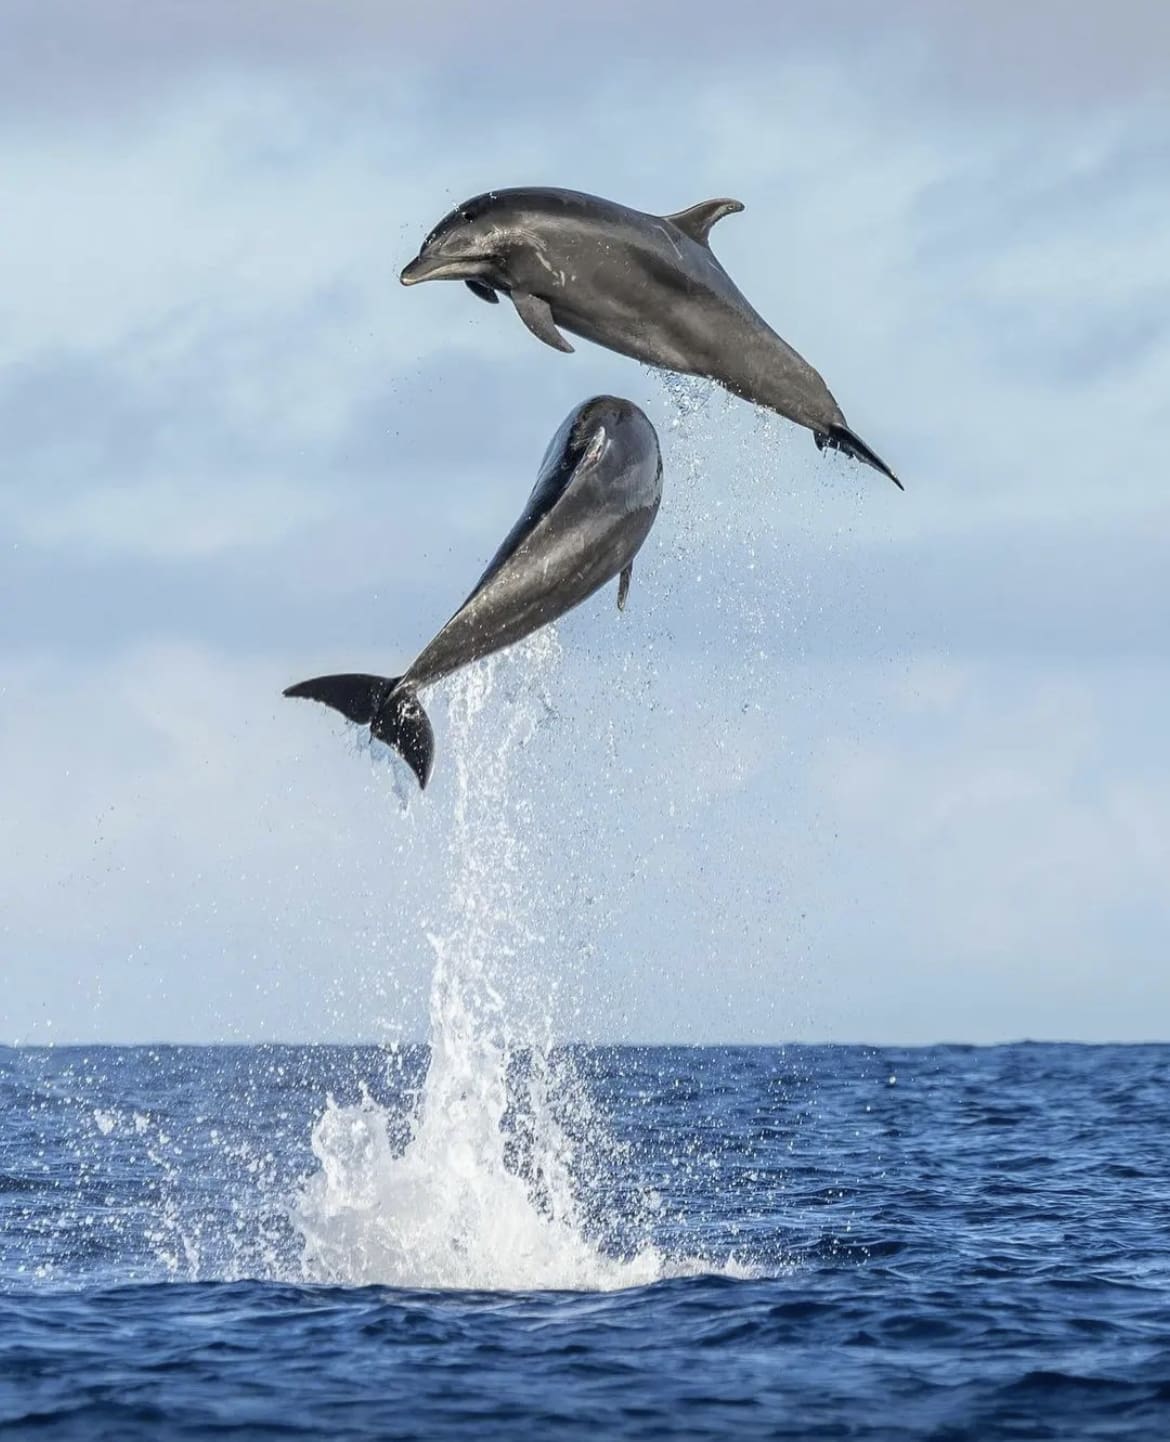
[[405, 396, 661, 688], [486, 190, 845, 432]]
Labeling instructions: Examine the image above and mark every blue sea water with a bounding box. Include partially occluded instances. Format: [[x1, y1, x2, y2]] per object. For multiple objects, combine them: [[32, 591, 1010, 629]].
[[2, 1041, 1169, 1440]]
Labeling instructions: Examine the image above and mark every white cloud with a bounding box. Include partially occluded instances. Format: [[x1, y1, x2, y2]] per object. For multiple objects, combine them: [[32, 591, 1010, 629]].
[[10, 475, 331, 558], [804, 657, 1170, 1038]]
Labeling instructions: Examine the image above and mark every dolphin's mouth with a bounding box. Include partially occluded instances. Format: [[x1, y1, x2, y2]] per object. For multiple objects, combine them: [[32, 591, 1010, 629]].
[[399, 253, 491, 285]]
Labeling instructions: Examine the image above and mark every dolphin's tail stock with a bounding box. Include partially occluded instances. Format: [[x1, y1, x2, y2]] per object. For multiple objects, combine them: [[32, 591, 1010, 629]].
[[283, 672, 435, 789], [816, 425, 903, 490]]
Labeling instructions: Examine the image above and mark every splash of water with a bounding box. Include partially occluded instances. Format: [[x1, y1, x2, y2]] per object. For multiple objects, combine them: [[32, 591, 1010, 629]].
[[8, 381, 798, 1294], [292, 635, 668, 1291]]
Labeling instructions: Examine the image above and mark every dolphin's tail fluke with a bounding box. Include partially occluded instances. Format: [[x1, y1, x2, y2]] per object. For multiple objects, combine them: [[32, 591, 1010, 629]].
[[283, 672, 435, 789], [816, 425, 903, 490]]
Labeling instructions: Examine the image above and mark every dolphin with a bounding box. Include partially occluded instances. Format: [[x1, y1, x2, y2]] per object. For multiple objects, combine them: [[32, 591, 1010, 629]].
[[400, 187, 901, 488], [284, 396, 663, 789]]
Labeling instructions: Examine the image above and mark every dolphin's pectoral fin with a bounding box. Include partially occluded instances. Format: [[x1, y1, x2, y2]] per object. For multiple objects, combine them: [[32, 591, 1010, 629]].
[[466, 279, 499, 304], [617, 564, 632, 612], [665, 198, 745, 246], [512, 291, 574, 353]]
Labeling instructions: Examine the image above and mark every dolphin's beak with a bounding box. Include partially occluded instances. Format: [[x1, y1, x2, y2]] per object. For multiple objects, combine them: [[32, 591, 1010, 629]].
[[399, 254, 432, 285], [399, 253, 482, 285]]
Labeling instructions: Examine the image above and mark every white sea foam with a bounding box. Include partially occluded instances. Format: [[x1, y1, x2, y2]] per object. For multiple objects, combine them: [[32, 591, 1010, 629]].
[[292, 636, 672, 1291]]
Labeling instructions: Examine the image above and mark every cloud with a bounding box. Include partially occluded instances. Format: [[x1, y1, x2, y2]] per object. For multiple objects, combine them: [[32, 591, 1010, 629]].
[[5, 0, 1170, 128], [803, 656, 1170, 1042], [12, 475, 331, 558], [6, 631, 1166, 1046]]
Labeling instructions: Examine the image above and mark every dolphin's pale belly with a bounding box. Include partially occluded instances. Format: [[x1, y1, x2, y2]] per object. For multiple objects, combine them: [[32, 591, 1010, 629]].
[[407, 497, 656, 690], [404, 400, 662, 690]]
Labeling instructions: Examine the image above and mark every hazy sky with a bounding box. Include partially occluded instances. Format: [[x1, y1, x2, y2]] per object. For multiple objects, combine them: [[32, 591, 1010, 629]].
[[3, 1, 1168, 1044]]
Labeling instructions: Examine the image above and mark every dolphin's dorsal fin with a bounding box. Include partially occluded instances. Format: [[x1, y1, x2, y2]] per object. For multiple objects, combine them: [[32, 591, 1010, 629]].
[[665, 198, 744, 246]]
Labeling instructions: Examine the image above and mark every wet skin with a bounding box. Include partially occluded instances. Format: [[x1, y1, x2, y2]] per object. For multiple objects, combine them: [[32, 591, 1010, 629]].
[[401, 188, 900, 485]]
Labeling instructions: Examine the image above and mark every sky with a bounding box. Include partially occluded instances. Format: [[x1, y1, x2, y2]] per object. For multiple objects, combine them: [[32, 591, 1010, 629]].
[[2, 1, 1168, 1045]]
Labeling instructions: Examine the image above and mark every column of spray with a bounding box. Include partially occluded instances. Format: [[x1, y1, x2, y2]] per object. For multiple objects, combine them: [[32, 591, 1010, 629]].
[[414, 659, 519, 1162], [411, 634, 571, 1218]]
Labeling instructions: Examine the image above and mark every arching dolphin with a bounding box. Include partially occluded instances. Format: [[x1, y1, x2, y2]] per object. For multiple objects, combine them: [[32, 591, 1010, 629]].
[[284, 396, 663, 789], [400, 188, 902, 488]]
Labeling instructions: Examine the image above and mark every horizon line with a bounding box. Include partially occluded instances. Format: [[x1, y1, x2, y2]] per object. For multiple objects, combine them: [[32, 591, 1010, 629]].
[[3, 1037, 1168, 1051]]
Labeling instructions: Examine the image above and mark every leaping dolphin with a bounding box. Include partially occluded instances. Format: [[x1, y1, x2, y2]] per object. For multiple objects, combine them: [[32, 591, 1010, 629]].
[[284, 396, 663, 789], [400, 187, 902, 488]]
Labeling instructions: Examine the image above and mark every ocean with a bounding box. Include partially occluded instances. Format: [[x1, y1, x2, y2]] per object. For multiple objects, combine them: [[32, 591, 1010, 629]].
[[2, 1040, 1168, 1439]]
